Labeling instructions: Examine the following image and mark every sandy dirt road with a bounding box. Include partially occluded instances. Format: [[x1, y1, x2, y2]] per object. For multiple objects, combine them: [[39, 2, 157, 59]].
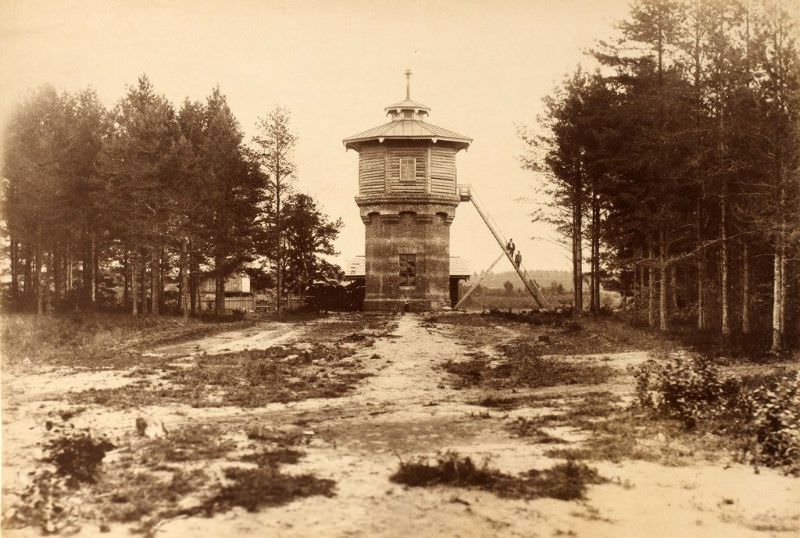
[[161, 315, 800, 538], [3, 314, 798, 537]]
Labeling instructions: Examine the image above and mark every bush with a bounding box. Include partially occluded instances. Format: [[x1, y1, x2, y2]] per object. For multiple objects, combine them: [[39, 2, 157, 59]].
[[44, 430, 115, 485], [634, 356, 731, 428], [746, 372, 800, 474], [634, 357, 800, 474]]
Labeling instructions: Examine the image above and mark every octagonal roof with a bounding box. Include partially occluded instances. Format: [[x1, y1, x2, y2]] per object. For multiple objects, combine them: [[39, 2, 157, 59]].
[[343, 71, 472, 151]]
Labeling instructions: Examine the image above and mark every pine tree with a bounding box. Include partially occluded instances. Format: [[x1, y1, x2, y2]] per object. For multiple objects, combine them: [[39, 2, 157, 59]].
[[253, 107, 298, 314]]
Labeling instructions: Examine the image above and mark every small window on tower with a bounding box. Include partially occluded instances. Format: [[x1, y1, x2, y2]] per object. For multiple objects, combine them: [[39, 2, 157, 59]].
[[400, 157, 416, 182], [399, 254, 416, 287], [403, 110, 413, 119]]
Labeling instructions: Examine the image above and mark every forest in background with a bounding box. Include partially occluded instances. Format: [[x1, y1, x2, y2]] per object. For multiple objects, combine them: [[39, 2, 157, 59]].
[[523, 0, 800, 354], [1, 76, 342, 317]]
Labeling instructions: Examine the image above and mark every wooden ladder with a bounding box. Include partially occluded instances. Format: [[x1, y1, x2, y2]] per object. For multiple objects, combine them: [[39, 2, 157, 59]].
[[458, 184, 550, 309]]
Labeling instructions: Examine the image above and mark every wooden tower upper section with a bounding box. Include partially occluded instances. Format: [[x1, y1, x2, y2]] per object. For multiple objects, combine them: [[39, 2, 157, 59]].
[[343, 71, 472, 199]]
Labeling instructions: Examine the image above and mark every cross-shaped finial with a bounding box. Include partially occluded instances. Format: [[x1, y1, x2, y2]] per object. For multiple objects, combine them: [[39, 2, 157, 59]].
[[405, 69, 412, 99]]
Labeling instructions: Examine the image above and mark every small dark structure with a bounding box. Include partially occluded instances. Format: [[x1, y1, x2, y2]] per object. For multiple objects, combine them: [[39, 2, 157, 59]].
[[343, 255, 470, 308]]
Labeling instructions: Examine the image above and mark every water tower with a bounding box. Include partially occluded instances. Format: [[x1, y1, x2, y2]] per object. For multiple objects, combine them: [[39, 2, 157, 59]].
[[343, 72, 472, 311]]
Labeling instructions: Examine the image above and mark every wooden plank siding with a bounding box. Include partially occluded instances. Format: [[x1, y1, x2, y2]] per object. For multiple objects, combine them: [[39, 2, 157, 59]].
[[386, 147, 427, 193], [359, 146, 386, 194], [358, 144, 458, 195], [430, 146, 457, 195]]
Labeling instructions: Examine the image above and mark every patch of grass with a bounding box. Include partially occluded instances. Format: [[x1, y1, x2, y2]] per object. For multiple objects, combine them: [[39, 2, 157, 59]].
[[68, 315, 396, 409], [470, 395, 526, 410], [429, 312, 674, 357], [390, 451, 604, 501], [0, 313, 255, 370], [506, 418, 565, 443], [70, 336, 374, 408], [202, 467, 335, 514], [7, 414, 335, 535], [95, 468, 208, 524], [552, 392, 622, 427], [141, 424, 237, 464], [443, 345, 614, 390], [198, 442, 335, 515], [240, 448, 304, 467], [43, 431, 115, 486], [544, 408, 729, 465]]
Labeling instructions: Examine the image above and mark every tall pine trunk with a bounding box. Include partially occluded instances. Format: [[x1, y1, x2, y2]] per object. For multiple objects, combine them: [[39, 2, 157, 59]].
[[23, 245, 32, 307], [741, 243, 750, 335], [572, 203, 583, 317], [131, 253, 138, 315], [648, 242, 655, 327], [771, 238, 784, 353], [180, 238, 190, 319], [659, 229, 668, 331], [189, 248, 198, 316], [637, 249, 645, 321], [572, 164, 583, 317], [139, 253, 147, 314], [90, 230, 97, 306], [670, 265, 678, 310], [150, 247, 160, 315], [215, 254, 226, 316], [123, 252, 129, 311], [10, 238, 19, 305], [66, 248, 73, 295], [590, 190, 601, 315], [276, 186, 283, 315], [45, 252, 53, 314], [697, 205, 706, 331], [720, 191, 730, 336], [53, 245, 62, 305], [35, 243, 43, 316]]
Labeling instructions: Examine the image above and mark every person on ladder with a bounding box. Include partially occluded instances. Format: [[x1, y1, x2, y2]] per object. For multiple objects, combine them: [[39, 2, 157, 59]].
[[506, 238, 515, 256], [515, 251, 522, 268]]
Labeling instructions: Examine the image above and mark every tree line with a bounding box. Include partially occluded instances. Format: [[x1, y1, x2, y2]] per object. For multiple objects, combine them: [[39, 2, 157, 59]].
[[522, 0, 799, 354], [2, 75, 341, 317]]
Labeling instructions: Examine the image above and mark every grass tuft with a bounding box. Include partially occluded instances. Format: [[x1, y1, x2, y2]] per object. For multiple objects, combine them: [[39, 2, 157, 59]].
[[44, 431, 115, 486], [390, 451, 603, 501], [202, 467, 335, 513]]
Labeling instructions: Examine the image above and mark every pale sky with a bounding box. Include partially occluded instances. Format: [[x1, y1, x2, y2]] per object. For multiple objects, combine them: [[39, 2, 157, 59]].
[[0, 0, 631, 273]]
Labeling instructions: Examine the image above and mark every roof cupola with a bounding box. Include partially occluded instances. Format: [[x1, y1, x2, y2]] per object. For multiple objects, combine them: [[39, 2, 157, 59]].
[[384, 70, 430, 120], [343, 71, 471, 151]]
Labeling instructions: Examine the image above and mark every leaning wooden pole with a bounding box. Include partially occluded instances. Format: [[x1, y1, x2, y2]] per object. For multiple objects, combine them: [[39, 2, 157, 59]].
[[454, 252, 505, 310], [462, 186, 549, 308]]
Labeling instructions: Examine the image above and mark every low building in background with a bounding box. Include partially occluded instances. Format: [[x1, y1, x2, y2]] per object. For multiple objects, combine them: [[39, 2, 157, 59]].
[[199, 273, 255, 313]]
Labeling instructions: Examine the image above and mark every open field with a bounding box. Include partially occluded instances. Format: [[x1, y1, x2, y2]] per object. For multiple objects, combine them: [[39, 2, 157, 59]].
[[2, 312, 798, 537]]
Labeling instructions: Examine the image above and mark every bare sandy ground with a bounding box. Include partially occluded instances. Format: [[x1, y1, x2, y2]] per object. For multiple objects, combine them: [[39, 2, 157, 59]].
[[3, 314, 798, 537]]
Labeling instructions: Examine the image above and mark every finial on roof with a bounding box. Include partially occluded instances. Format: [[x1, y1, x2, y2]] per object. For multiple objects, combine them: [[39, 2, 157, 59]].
[[405, 69, 412, 99]]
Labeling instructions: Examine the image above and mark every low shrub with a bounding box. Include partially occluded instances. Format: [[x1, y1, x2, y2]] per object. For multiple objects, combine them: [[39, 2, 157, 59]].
[[634, 356, 733, 428], [203, 467, 335, 513], [4, 425, 115, 533], [390, 451, 604, 500], [44, 431, 115, 485], [747, 373, 800, 473], [634, 357, 799, 474]]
